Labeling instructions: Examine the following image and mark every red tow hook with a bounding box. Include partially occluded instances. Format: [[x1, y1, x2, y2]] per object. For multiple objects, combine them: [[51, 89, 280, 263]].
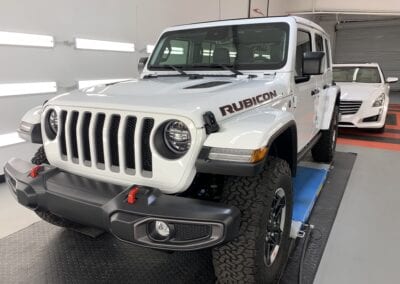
[[29, 165, 43, 178], [127, 186, 139, 204]]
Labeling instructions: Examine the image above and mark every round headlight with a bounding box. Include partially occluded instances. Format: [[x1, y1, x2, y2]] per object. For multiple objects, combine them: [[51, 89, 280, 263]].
[[163, 120, 191, 154], [48, 109, 58, 135]]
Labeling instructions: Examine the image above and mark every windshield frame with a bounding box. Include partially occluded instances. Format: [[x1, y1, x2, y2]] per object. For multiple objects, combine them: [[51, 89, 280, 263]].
[[147, 22, 290, 72]]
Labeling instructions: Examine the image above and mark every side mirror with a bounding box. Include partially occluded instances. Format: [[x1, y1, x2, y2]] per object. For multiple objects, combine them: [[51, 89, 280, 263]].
[[138, 57, 149, 74], [386, 77, 399, 84], [302, 51, 325, 76]]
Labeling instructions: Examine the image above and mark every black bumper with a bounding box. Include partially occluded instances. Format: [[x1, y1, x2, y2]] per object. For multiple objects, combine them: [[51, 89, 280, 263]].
[[4, 158, 240, 251]]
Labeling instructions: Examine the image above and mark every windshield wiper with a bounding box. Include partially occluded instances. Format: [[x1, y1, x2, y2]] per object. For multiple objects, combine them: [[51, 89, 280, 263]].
[[212, 64, 244, 76], [166, 65, 187, 75]]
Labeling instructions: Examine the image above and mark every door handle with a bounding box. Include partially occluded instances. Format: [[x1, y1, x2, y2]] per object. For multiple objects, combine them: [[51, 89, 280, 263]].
[[311, 89, 320, 96]]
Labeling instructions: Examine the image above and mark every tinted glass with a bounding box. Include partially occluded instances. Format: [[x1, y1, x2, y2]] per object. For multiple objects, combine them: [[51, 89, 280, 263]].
[[333, 67, 381, 83], [149, 23, 290, 70], [295, 30, 312, 76], [315, 34, 324, 52]]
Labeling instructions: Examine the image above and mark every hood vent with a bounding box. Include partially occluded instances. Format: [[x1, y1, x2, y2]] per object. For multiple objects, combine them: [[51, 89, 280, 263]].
[[184, 81, 231, 89]]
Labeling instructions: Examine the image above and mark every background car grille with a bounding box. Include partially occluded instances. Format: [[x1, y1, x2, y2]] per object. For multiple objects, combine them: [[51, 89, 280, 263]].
[[339, 100, 362, 115], [57, 109, 154, 175]]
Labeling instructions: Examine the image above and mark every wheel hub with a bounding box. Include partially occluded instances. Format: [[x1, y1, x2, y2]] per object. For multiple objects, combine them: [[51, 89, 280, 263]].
[[264, 188, 286, 267]]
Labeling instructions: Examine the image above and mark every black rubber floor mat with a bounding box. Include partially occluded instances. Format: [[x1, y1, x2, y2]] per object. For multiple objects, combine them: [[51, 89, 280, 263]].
[[280, 152, 357, 284], [0, 152, 356, 284]]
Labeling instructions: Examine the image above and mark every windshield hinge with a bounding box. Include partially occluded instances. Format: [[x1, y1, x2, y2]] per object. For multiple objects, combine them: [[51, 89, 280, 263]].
[[203, 111, 219, 134]]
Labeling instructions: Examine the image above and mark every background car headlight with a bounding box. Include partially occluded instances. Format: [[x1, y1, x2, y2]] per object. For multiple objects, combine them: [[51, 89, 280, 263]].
[[163, 120, 191, 154], [372, 94, 385, 107], [48, 109, 58, 134]]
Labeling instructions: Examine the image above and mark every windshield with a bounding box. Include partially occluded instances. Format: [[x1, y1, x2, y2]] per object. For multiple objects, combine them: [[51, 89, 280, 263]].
[[148, 22, 290, 71], [333, 67, 381, 83]]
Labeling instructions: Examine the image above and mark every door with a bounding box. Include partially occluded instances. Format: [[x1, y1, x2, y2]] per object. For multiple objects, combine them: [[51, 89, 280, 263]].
[[292, 29, 316, 151], [311, 33, 330, 137]]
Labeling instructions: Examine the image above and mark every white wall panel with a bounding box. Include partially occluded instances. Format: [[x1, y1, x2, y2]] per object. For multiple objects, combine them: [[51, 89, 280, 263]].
[[316, 0, 400, 13]]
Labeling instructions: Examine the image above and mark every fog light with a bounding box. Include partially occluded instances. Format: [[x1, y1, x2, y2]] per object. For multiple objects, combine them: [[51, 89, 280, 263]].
[[155, 221, 170, 237]]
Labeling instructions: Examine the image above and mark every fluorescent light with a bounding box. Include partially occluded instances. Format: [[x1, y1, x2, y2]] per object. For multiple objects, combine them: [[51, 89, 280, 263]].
[[146, 44, 155, 54], [75, 38, 135, 52], [0, 132, 25, 147], [0, 82, 57, 97], [78, 78, 134, 89], [0, 31, 54, 47]]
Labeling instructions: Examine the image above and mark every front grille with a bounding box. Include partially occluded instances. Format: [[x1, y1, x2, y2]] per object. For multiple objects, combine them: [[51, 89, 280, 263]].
[[339, 100, 362, 115], [57, 109, 154, 175], [173, 223, 211, 241]]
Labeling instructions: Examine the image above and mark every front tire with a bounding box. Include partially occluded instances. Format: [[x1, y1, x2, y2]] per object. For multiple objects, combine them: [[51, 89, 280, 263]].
[[30, 146, 80, 229], [212, 157, 293, 283], [312, 105, 339, 163]]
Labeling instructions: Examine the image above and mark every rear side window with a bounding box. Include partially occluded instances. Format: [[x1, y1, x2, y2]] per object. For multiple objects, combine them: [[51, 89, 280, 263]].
[[315, 34, 324, 52], [295, 30, 312, 76]]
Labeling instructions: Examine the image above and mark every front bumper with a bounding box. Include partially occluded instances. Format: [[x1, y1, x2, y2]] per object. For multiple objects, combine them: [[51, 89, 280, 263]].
[[4, 158, 240, 251], [339, 105, 387, 129]]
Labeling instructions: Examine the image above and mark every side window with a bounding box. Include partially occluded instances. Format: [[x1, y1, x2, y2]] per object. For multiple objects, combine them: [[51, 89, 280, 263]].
[[315, 34, 324, 52], [324, 38, 331, 68], [295, 30, 312, 77], [158, 39, 189, 65]]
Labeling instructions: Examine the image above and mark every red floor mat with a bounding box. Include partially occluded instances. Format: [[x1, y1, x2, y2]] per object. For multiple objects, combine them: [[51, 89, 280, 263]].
[[337, 104, 400, 151]]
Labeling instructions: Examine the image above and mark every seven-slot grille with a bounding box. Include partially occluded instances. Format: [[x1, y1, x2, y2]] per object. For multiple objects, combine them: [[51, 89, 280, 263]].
[[339, 100, 362, 115], [57, 109, 154, 175]]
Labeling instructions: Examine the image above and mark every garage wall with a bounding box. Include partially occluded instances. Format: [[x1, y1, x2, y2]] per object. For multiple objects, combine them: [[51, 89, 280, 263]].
[[335, 20, 400, 91], [286, 0, 400, 13]]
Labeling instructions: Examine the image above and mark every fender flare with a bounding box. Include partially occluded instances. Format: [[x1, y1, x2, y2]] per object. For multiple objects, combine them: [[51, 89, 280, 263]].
[[319, 86, 340, 130], [265, 120, 298, 176]]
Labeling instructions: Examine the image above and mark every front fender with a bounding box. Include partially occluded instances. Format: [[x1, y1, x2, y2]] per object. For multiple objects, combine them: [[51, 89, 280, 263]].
[[203, 107, 296, 150]]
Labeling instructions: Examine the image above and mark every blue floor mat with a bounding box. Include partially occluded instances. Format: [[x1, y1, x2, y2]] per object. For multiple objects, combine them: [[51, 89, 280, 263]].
[[292, 166, 329, 223]]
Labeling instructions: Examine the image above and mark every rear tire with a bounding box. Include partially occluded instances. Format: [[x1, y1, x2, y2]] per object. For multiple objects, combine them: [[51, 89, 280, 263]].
[[212, 157, 293, 284], [312, 105, 338, 163]]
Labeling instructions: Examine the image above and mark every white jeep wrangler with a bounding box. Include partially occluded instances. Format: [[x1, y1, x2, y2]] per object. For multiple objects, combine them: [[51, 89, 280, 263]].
[[5, 16, 339, 283]]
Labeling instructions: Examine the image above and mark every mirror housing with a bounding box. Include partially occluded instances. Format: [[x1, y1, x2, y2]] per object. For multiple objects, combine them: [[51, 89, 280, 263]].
[[138, 57, 149, 74], [386, 77, 399, 84], [302, 51, 325, 76]]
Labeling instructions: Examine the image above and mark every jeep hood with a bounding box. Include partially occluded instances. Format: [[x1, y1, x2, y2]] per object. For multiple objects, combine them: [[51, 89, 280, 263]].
[[338, 82, 382, 101], [47, 76, 285, 128]]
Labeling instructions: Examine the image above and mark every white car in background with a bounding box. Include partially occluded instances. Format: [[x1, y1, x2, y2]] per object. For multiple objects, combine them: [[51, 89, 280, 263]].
[[333, 63, 398, 132]]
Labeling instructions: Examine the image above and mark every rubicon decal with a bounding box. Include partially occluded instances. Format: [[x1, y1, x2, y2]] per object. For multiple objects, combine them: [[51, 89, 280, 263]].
[[219, 90, 278, 116]]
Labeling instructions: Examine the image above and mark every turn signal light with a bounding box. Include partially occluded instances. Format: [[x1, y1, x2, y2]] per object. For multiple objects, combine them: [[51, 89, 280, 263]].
[[250, 147, 269, 163]]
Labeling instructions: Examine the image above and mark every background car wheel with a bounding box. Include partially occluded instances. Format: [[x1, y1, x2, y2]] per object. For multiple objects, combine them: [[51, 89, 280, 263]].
[[212, 157, 293, 284], [312, 105, 339, 163]]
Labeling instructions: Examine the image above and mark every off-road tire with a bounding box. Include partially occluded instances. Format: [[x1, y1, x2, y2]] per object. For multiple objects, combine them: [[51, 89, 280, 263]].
[[212, 157, 293, 284], [312, 105, 339, 163], [30, 146, 78, 229], [31, 146, 49, 165]]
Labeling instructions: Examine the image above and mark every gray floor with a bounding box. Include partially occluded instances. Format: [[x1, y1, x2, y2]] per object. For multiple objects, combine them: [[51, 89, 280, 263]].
[[315, 144, 400, 284], [1, 137, 400, 283]]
